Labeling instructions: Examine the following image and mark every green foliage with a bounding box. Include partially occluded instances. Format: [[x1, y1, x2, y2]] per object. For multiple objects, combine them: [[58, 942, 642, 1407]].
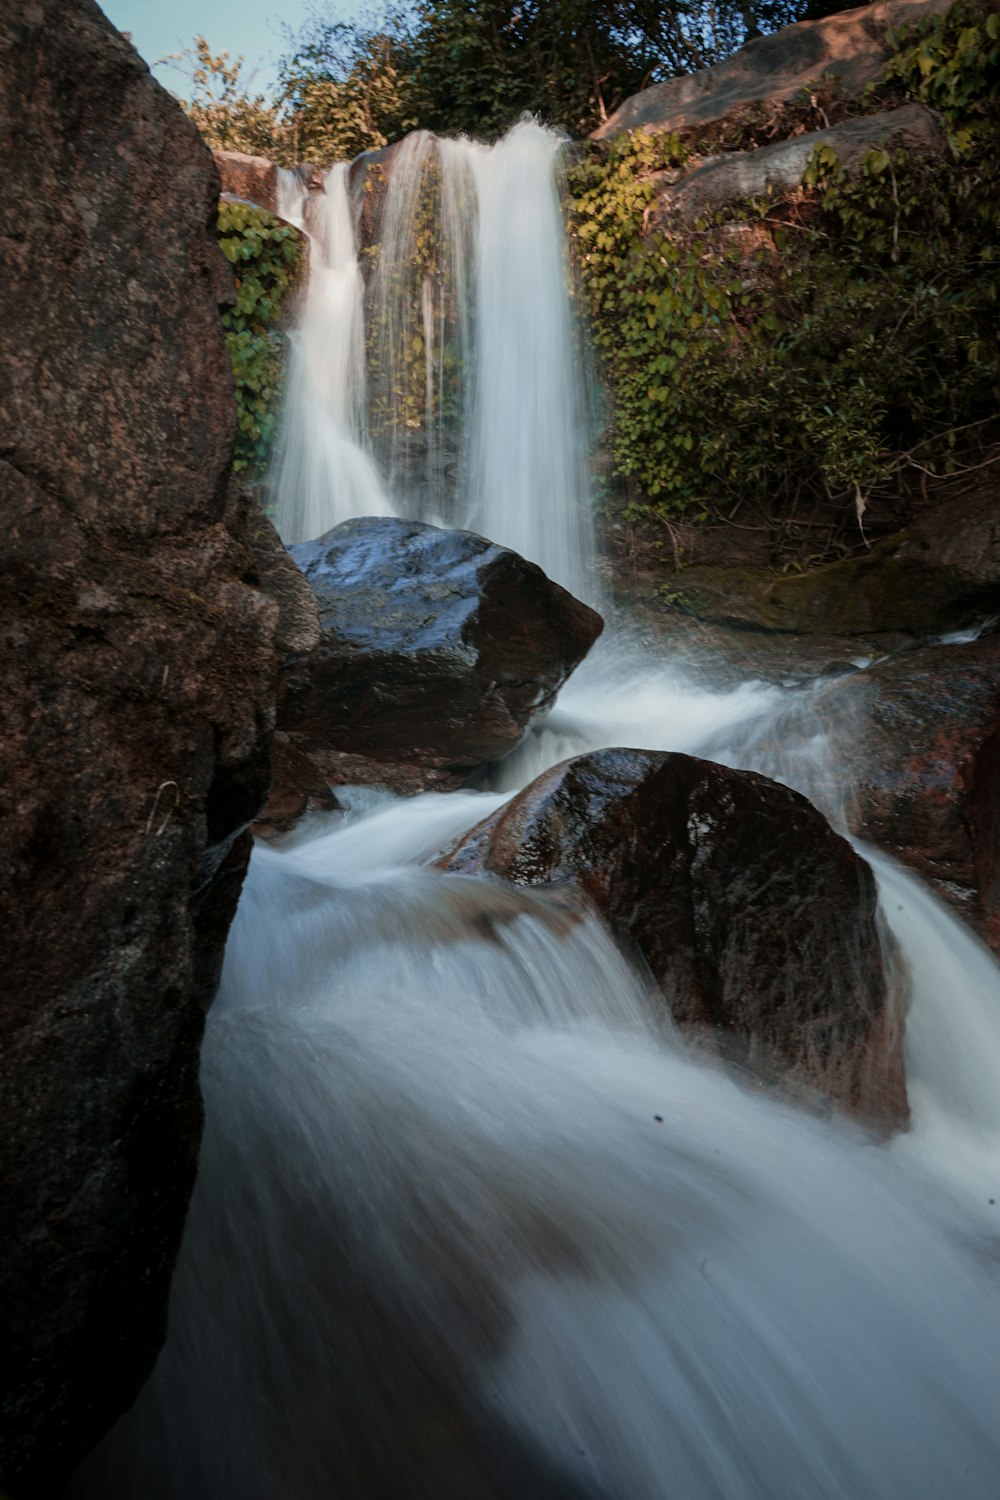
[[277, 18, 415, 162], [270, 0, 838, 153], [567, 0, 1000, 534], [216, 201, 303, 477], [884, 0, 1000, 153], [171, 37, 283, 157], [169, 0, 870, 163]]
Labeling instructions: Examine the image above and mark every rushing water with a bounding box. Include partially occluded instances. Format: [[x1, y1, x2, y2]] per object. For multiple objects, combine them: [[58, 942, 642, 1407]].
[[72, 122, 1000, 1497], [272, 163, 392, 542], [271, 120, 595, 599]]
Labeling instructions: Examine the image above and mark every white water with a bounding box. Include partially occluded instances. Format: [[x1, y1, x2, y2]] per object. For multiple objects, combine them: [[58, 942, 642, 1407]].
[[73, 123, 1000, 1496], [271, 121, 596, 599], [464, 124, 595, 599], [271, 163, 392, 542]]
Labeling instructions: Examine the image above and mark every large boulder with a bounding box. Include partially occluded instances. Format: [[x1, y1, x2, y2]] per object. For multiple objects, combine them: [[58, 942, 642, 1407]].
[[0, 2, 316, 1492], [664, 104, 943, 225], [814, 636, 1000, 949], [440, 749, 906, 1129], [665, 489, 1000, 636], [262, 517, 603, 820], [593, 0, 951, 140]]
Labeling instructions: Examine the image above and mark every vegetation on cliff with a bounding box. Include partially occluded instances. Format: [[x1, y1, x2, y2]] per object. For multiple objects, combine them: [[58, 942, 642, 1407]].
[[216, 200, 303, 478], [195, 1, 997, 555], [567, 0, 999, 555]]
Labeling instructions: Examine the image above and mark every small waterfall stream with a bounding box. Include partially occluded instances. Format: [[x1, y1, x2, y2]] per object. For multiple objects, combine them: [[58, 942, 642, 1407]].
[[72, 122, 1000, 1497], [271, 163, 392, 542]]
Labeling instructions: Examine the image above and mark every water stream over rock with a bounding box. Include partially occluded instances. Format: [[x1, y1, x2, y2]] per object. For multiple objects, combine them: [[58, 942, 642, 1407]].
[[72, 120, 1000, 1498]]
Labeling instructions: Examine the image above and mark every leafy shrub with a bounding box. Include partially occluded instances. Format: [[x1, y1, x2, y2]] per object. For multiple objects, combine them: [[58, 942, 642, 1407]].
[[216, 200, 303, 478]]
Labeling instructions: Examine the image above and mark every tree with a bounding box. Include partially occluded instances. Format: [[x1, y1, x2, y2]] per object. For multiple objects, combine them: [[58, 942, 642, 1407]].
[[276, 0, 847, 149], [166, 37, 284, 158], [172, 0, 862, 167], [277, 16, 414, 162]]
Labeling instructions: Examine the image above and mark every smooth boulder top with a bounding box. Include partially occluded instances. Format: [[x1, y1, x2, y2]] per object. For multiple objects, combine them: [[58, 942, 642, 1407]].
[[261, 517, 604, 818], [290, 515, 603, 660]]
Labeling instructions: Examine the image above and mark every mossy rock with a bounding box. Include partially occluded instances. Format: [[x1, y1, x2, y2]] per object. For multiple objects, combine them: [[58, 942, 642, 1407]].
[[665, 532, 1000, 636]]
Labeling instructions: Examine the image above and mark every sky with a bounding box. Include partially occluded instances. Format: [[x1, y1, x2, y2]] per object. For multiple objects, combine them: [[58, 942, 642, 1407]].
[[98, 0, 358, 96]]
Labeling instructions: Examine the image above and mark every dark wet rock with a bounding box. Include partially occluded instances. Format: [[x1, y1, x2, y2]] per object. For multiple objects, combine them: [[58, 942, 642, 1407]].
[[666, 518, 1000, 637], [0, 3, 315, 1491], [253, 733, 345, 841], [348, 139, 410, 250], [440, 748, 906, 1129], [593, 0, 951, 140], [901, 488, 1000, 597], [814, 636, 1000, 952], [261, 518, 603, 818]]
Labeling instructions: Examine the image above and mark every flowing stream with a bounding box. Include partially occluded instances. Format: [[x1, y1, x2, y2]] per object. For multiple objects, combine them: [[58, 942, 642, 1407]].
[[73, 122, 1000, 1498]]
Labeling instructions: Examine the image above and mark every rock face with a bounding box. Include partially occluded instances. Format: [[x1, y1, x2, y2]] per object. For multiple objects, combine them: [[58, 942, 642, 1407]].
[[441, 749, 906, 1128], [214, 149, 279, 212], [666, 104, 943, 224], [0, 3, 316, 1492], [667, 489, 1000, 636], [263, 518, 603, 819], [593, 0, 951, 140], [815, 637, 1000, 949]]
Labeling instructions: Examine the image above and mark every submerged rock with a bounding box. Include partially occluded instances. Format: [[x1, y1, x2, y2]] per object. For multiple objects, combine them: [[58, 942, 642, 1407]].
[[440, 748, 906, 1129], [814, 635, 1000, 952], [0, 3, 316, 1491], [260, 517, 603, 824]]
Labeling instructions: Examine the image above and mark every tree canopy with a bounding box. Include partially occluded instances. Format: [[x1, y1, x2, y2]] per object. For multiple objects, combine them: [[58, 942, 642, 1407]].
[[175, 0, 859, 162]]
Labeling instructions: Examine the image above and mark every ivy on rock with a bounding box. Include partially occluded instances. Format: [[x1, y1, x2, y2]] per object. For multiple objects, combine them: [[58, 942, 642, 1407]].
[[216, 200, 303, 480]]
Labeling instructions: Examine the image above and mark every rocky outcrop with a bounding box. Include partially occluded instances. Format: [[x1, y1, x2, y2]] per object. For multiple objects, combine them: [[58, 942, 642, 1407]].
[[0, 2, 316, 1492], [814, 636, 1000, 949], [214, 149, 279, 212], [259, 518, 603, 824], [440, 749, 906, 1129], [594, 0, 951, 140], [664, 486, 1000, 636], [665, 103, 943, 224]]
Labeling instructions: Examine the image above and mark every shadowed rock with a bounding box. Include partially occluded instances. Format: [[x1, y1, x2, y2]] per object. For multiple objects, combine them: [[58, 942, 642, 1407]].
[[0, 2, 316, 1490], [440, 748, 907, 1129], [814, 635, 1000, 952]]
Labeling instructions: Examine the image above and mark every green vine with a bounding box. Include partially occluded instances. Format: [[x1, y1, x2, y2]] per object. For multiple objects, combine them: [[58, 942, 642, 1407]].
[[216, 200, 303, 478], [884, 0, 999, 153]]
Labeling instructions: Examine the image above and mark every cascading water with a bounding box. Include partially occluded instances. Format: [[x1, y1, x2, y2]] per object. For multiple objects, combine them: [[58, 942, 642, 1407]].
[[73, 121, 1000, 1497], [271, 163, 392, 542], [463, 123, 595, 600], [271, 121, 595, 599]]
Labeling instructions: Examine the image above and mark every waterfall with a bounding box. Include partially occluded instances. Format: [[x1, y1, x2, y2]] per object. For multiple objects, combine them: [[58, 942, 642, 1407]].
[[270, 164, 392, 543], [74, 792, 1000, 1500], [463, 122, 595, 600], [72, 120, 1000, 1498], [271, 122, 595, 598]]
